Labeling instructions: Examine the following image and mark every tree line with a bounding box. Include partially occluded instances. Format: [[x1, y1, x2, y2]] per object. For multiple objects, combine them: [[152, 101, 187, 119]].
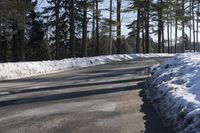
[[0, 0, 199, 62]]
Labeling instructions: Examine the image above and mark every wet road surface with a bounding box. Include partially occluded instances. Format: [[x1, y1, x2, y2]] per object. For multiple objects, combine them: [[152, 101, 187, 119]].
[[0, 57, 170, 133]]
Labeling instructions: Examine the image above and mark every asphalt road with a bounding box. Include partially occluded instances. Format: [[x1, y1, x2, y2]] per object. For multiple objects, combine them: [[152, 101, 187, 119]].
[[0, 57, 170, 133]]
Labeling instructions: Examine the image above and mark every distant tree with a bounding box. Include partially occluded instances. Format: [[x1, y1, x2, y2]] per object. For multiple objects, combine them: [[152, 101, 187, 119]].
[[26, 10, 51, 61], [121, 36, 133, 54], [0, 0, 34, 61], [43, 0, 62, 59]]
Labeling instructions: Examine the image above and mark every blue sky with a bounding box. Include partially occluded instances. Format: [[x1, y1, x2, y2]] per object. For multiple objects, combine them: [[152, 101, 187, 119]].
[[36, 0, 136, 37], [36, 0, 198, 44]]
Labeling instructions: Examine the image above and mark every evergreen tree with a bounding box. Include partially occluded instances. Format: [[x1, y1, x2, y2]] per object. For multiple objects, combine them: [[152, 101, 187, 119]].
[[26, 10, 51, 61]]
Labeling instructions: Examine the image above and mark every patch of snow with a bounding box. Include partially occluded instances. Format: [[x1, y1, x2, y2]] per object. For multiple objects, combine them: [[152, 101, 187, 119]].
[[0, 54, 173, 81], [145, 53, 200, 132]]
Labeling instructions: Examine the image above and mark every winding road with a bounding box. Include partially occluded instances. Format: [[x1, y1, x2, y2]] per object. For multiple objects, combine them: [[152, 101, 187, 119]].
[[0, 57, 169, 133]]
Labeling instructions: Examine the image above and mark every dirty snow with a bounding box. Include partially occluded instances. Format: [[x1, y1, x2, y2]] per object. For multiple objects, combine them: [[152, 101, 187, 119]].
[[0, 54, 172, 81], [146, 53, 200, 133]]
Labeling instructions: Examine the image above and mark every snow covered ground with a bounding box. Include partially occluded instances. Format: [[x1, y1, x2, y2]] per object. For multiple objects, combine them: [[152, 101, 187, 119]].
[[146, 53, 200, 133], [0, 54, 172, 81]]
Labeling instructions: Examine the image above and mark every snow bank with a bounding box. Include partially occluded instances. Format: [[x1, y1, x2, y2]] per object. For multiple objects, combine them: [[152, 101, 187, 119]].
[[0, 54, 172, 81], [146, 53, 200, 133]]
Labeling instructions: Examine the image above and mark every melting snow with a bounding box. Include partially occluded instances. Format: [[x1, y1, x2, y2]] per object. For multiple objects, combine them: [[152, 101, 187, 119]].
[[146, 53, 200, 132], [0, 54, 172, 81]]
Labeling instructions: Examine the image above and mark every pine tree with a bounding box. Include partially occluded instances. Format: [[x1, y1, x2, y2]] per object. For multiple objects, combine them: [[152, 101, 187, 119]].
[[43, 0, 67, 59], [26, 10, 51, 61]]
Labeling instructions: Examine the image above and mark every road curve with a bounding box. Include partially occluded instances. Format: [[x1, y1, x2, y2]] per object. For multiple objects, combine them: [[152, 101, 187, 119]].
[[0, 57, 169, 133]]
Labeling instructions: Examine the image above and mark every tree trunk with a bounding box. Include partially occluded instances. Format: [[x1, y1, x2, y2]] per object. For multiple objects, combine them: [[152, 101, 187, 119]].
[[175, 18, 178, 53], [12, 32, 17, 62], [197, 0, 199, 51], [142, 10, 145, 53], [182, 0, 185, 53], [0, 39, 2, 62], [95, 0, 99, 56], [167, 13, 170, 53], [170, 15, 173, 53], [192, 0, 195, 51], [70, 0, 75, 57], [136, 8, 141, 53], [109, 0, 112, 55], [2, 29, 8, 62], [190, 21, 192, 51], [116, 0, 121, 54], [2, 42, 8, 62], [145, 0, 150, 53], [158, 0, 163, 53], [190, 0, 192, 51], [13, 29, 25, 62], [92, 0, 96, 55], [161, 22, 164, 53], [82, 0, 88, 57], [21, 29, 25, 61], [55, 0, 60, 59]]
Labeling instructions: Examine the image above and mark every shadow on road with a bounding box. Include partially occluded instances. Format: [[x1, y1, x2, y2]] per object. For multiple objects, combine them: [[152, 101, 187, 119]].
[[0, 83, 140, 108], [0, 62, 151, 109], [139, 83, 170, 133], [0, 67, 150, 84], [0, 57, 171, 132], [0, 77, 147, 96]]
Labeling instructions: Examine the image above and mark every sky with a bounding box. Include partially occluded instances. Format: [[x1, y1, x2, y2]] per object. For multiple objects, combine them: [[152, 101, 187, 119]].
[[36, 0, 198, 44], [36, 0, 136, 37]]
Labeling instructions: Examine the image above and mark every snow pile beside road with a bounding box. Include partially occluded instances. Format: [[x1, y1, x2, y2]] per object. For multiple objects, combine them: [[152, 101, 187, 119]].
[[0, 53, 172, 81], [146, 53, 200, 133]]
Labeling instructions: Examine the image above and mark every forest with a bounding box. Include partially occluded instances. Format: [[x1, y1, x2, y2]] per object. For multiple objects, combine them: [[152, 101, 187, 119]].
[[0, 0, 199, 62]]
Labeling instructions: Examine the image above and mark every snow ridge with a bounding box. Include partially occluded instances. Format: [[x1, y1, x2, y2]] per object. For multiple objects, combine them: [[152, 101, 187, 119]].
[[0, 54, 172, 81], [146, 53, 200, 133]]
